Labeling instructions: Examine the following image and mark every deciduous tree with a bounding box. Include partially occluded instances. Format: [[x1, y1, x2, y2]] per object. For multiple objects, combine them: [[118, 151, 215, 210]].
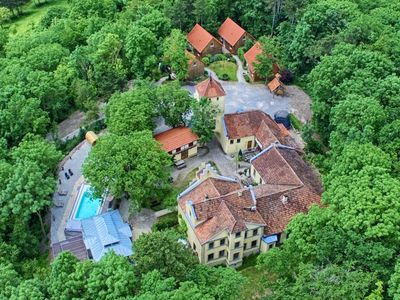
[[190, 97, 218, 144], [83, 131, 171, 210]]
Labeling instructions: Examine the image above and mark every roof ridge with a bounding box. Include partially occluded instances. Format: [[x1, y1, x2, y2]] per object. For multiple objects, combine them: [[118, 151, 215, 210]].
[[273, 147, 304, 187]]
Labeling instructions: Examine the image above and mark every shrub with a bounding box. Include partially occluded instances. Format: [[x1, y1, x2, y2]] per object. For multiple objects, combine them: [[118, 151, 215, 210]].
[[289, 113, 303, 130], [244, 74, 251, 82], [215, 53, 227, 61], [152, 213, 179, 231], [221, 73, 229, 81], [280, 69, 294, 84], [202, 57, 210, 66], [238, 47, 245, 63], [224, 53, 232, 59]]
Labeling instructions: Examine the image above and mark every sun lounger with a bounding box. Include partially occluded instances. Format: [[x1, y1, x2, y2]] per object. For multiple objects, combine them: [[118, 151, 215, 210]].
[[54, 201, 64, 207], [58, 190, 68, 196]]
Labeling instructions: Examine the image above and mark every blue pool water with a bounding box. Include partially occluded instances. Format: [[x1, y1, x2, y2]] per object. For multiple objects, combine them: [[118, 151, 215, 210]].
[[74, 185, 102, 220]]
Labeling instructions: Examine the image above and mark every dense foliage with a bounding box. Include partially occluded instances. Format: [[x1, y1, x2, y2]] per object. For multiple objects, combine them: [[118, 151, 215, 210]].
[[254, 0, 400, 298]]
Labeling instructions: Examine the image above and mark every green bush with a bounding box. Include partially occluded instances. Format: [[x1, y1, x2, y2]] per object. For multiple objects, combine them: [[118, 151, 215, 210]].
[[152, 213, 179, 231], [244, 74, 251, 82], [289, 113, 303, 130], [215, 53, 227, 61], [238, 47, 245, 63], [221, 73, 229, 81], [202, 57, 210, 66]]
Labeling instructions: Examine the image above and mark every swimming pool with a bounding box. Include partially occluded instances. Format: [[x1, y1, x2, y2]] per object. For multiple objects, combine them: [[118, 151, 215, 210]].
[[73, 185, 102, 220]]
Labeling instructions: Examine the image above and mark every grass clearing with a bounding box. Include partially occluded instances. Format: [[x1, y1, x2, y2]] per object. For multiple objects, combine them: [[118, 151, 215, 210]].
[[7, 0, 69, 35], [209, 61, 237, 81], [173, 167, 198, 192]]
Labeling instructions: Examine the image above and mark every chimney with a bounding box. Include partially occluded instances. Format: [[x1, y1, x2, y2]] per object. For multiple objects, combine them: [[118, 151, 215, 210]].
[[237, 190, 242, 197], [205, 194, 209, 200], [281, 195, 288, 204], [249, 185, 257, 209]]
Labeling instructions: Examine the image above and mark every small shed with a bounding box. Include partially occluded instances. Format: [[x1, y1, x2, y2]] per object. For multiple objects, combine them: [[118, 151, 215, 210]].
[[274, 110, 291, 129], [85, 131, 98, 146], [267, 74, 285, 95]]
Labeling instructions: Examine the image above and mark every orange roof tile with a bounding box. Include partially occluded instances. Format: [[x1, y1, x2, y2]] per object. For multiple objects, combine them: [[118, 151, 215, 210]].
[[195, 76, 226, 98], [187, 24, 220, 53], [267, 78, 283, 92], [218, 18, 246, 47], [244, 42, 262, 74], [154, 127, 198, 152]]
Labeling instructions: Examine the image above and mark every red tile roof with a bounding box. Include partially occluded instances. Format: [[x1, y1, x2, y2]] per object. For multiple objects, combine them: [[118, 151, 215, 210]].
[[178, 144, 322, 243], [218, 18, 246, 47], [256, 186, 321, 235], [251, 144, 322, 194], [244, 42, 262, 75], [154, 127, 198, 152], [187, 24, 220, 53], [195, 76, 226, 98], [223, 110, 295, 148]]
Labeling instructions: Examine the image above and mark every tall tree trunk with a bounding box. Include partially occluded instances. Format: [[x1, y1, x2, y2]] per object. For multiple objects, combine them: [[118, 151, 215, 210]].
[[36, 211, 47, 240]]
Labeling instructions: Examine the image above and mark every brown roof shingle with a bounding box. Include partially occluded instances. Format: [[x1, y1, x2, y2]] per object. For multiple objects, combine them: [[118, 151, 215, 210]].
[[218, 18, 246, 47], [251, 144, 322, 194], [256, 186, 321, 235], [154, 127, 198, 152], [195, 76, 226, 98], [223, 110, 294, 148], [178, 145, 322, 244]]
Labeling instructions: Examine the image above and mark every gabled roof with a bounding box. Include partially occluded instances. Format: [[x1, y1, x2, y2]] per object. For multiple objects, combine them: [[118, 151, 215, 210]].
[[179, 177, 266, 244], [256, 186, 321, 235], [222, 110, 294, 148], [267, 77, 283, 92], [187, 24, 220, 53], [178, 172, 321, 244], [250, 144, 322, 194], [218, 18, 246, 46], [195, 76, 226, 98], [244, 42, 262, 74], [154, 127, 198, 152], [81, 210, 133, 261]]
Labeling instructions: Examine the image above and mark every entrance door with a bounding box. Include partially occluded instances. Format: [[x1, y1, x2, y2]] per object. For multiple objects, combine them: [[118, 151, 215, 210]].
[[247, 141, 252, 149], [181, 149, 188, 159]]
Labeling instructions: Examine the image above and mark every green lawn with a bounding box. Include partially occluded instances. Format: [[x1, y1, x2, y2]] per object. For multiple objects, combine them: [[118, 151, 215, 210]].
[[209, 61, 238, 81], [7, 0, 69, 35]]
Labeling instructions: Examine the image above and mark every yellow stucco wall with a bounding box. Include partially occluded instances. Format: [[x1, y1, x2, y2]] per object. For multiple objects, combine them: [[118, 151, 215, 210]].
[[219, 134, 256, 154], [172, 145, 198, 161], [250, 165, 264, 185], [178, 195, 266, 268]]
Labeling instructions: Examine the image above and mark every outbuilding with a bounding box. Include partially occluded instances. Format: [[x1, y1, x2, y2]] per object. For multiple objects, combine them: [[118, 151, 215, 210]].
[[154, 127, 199, 161]]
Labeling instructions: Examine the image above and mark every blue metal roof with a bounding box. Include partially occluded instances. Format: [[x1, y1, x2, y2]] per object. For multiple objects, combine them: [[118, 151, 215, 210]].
[[262, 235, 278, 244], [81, 210, 133, 261]]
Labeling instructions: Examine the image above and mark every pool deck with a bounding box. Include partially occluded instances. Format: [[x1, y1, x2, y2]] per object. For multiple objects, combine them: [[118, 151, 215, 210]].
[[50, 141, 91, 244]]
